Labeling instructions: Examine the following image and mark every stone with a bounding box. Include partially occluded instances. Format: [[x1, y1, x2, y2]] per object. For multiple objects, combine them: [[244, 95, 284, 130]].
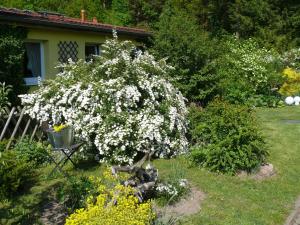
[[253, 163, 276, 180], [285, 96, 294, 105]]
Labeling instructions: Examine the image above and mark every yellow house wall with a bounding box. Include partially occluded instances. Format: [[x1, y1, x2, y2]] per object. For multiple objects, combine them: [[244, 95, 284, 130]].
[[26, 27, 138, 79]]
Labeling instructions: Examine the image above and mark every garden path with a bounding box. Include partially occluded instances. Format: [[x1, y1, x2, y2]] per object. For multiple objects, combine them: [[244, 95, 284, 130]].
[[285, 197, 300, 225], [40, 200, 67, 225]]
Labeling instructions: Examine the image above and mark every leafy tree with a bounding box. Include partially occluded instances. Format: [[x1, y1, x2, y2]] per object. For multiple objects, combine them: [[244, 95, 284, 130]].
[[169, 0, 300, 50], [128, 0, 166, 28], [104, 0, 132, 26], [153, 3, 219, 104]]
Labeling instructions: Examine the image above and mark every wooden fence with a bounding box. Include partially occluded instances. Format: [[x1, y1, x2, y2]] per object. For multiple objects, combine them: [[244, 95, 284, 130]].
[[0, 107, 43, 150]]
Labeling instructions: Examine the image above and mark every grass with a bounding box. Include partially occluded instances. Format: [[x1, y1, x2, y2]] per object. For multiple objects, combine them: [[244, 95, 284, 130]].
[[155, 106, 300, 225], [1, 106, 300, 224]]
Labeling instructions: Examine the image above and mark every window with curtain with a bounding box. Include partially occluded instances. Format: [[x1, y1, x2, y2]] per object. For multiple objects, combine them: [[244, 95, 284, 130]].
[[24, 42, 41, 78]]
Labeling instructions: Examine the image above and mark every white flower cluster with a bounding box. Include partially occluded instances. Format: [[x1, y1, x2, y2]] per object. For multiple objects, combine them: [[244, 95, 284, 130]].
[[179, 178, 188, 187], [156, 183, 178, 196], [19, 36, 188, 165]]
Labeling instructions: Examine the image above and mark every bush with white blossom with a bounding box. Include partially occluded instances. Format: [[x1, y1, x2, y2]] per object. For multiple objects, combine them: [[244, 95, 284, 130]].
[[20, 34, 188, 165], [217, 37, 283, 106]]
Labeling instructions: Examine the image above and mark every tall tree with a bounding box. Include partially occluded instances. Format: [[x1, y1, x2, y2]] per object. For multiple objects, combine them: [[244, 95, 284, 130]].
[[153, 3, 220, 104]]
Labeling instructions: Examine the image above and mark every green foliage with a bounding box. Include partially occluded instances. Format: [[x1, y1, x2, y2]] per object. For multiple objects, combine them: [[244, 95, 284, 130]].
[[108, 0, 132, 25], [216, 37, 283, 106], [228, 0, 281, 48], [175, 0, 300, 50], [128, 0, 166, 27], [153, 5, 220, 104], [189, 100, 268, 174], [155, 162, 189, 206], [0, 82, 12, 115], [13, 138, 50, 168], [0, 25, 27, 104], [0, 140, 9, 152], [0, 150, 35, 199], [56, 176, 94, 212]]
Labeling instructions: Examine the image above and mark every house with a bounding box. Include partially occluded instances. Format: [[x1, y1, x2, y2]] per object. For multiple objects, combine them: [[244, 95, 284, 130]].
[[0, 7, 151, 85]]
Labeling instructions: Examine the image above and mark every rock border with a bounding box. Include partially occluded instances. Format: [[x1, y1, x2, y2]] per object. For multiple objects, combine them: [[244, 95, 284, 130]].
[[237, 163, 276, 180]]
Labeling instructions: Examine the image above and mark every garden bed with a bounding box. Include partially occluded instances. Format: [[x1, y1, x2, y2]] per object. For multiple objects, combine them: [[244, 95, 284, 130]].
[[1, 107, 300, 224]]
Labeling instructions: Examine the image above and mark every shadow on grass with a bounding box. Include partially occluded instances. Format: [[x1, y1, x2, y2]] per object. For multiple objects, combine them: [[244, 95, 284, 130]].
[[0, 181, 62, 225], [0, 160, 101, 225], [74, 159, 99, 171]]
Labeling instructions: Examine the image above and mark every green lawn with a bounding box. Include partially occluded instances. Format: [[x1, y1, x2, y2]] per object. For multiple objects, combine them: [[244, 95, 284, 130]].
[[1, 107, 300, 225], [155, 106, 300, 225]]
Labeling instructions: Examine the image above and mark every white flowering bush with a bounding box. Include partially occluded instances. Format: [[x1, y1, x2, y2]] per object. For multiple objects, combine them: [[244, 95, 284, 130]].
[[281, 48, 300, 70], [20, 35, 188, 165], [217, 37, 283, 106], [224, 38, 281, 91]]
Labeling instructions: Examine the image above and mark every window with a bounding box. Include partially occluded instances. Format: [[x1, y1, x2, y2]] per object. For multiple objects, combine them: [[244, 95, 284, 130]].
[[23, 42, 44, 85], [58, 41, 78, 63], [85, 44, 100, 61]]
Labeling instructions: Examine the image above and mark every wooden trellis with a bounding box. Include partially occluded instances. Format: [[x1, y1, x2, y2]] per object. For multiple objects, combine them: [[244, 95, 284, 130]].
[[0, 107, 43, 150]]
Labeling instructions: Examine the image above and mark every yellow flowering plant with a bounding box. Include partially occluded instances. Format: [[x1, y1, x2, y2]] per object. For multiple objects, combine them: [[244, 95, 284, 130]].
[[279, 67, 300, 96], [65, 168, 155, 225], [53, 124, 68, 132]]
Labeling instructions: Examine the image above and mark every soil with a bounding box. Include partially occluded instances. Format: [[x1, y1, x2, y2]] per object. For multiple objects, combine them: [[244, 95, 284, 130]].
[[40, 200, 67, 225], [155, 185, 206, 223]]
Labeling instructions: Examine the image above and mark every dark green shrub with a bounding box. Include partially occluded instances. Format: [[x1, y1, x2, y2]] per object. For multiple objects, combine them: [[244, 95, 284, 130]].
[[189, 100, 268, 174], [13, 138, 51, 168], [0, 150, 35, 199], [0, 25, 28, 104]]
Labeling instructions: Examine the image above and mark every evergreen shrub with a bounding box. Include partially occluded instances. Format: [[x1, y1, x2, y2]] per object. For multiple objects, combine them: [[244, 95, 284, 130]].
[[0, 151, 35, 199], [189, 100, 268, 174]]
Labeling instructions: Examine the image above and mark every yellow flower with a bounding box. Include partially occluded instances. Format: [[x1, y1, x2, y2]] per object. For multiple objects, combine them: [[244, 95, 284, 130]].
[[65, 168, 155, 225], [53, 124, 68, 132], [279, 67, 300, 96]]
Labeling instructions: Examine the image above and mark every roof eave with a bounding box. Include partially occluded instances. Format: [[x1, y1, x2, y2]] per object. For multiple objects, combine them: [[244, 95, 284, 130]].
[[0, 13, 151, 38]]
